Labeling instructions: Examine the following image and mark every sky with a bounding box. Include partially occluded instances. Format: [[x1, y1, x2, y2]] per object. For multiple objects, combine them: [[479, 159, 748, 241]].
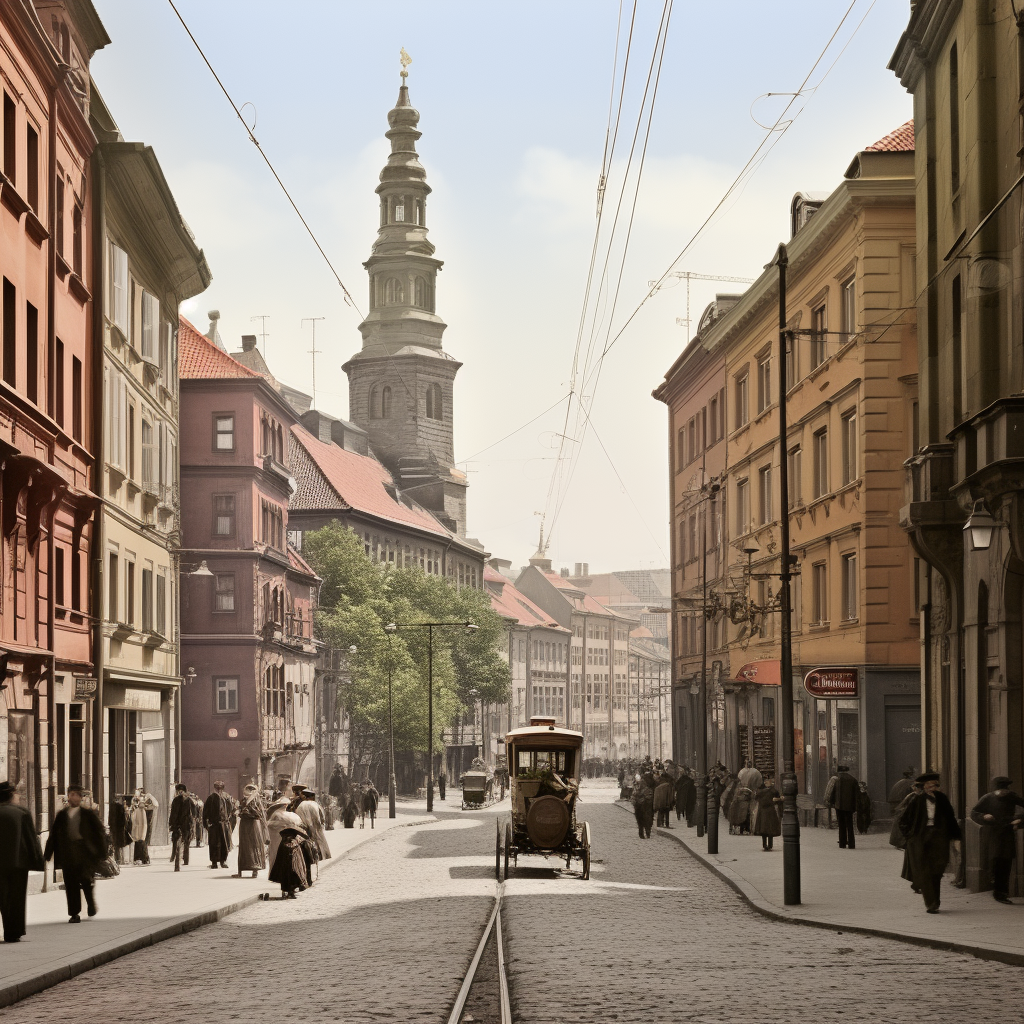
[[90, 0, 913, 574]]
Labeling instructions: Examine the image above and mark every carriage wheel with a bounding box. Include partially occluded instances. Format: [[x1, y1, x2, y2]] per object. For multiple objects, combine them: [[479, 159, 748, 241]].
[[504, 822, 512, 880], [495, 820, 502, 881], [581, 821, 592, 880]]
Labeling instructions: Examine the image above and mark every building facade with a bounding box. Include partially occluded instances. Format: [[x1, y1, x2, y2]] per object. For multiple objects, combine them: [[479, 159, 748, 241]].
[[892, 2, 1024, 892], [657, 128, 920, 816], [177, 319, 320, 799]]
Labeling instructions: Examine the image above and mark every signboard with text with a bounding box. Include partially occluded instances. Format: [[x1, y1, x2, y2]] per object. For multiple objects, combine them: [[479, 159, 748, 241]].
[[73, 677, 97, 700], [803, 668, 858, 699]]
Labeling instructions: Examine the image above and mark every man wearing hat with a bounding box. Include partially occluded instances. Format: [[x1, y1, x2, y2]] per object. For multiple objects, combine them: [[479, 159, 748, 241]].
[[898, 772, 962, 912], [169, 784, 194, 869], [203, 782, 232, 869], [0, 780, 44, 941], [44, 785, 105, 923], [970, 777, 1024, 904], [827, 765, 861, 850]]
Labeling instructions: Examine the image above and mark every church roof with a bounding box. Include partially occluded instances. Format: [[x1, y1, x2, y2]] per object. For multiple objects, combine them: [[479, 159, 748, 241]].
[[290, 424, 452, 540], [178, 317, 262, 380]]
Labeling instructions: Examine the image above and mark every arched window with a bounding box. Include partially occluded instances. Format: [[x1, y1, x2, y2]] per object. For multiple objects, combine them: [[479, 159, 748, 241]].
[[415, 200, 424, 225], [414, 276, 429, 309], [369, 385, 381, 419], [395, 198, 406, 222], [276, 425, 284, 462], [381, 386, 392, 418], [426, 383, 442, 421], [384, 278, 405, 304]]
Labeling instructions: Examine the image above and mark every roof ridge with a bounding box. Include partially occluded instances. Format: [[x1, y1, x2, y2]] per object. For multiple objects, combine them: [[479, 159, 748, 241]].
[[865, 119, 914, 153], [178, 316, 264, 380]]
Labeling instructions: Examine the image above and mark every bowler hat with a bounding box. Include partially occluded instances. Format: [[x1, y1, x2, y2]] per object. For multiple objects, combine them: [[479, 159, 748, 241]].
[[992, 776, 1013, 789], [915, 771, 940, 784], [0, 781, 15, 800]]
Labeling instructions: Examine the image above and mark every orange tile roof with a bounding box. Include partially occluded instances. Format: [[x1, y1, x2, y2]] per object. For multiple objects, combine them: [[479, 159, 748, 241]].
[[290, 424, 452, 539], [865, 119, 914, 153], [179, 317, 262, 380], [485, 566, 569, 631]]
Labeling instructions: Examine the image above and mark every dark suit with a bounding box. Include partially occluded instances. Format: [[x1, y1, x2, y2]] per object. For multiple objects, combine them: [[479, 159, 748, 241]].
[[169, 794, 194, 866], [899, 790, 962, 911], [0, 801, 45, 940], [829, 771, 860, 849], [203, 792, 231, 866], [44, 805, 105, 918]]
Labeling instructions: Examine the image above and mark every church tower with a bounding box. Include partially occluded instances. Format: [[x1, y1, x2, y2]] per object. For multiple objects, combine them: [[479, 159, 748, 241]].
[[343, 70, 467, 536]]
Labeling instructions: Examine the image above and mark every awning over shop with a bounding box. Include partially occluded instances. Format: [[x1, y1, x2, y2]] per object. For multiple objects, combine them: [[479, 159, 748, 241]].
[[734, 660, 781, 685]]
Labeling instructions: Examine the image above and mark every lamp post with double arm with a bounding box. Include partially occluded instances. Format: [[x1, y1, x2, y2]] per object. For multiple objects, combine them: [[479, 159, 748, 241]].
[[384, 621, 478, 813]]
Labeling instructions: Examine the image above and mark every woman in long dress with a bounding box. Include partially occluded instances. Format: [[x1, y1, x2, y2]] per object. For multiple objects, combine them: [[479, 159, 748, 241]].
[[236, 784, 268, 877], [268, 826, 309, 898], [266, 799, 303, 868]]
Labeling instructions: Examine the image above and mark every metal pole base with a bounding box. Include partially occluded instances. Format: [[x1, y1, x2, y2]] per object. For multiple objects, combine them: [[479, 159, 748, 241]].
[[389, 774, 397, 819], [781, 769, 801, 905]]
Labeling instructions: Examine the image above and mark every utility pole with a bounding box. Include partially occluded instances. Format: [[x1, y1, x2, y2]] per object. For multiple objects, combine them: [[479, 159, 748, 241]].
[[250, 314, 270, 356], [301, 316, 325, 408], [774, 242, 801, 905]]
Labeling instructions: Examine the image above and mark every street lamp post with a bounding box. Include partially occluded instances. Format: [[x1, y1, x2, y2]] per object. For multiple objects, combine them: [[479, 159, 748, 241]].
[[385, 621, 477, 814], [385, 641, 397, 819]]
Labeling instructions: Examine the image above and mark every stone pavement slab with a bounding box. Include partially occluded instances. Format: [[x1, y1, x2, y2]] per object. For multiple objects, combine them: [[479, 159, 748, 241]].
[[615, 797, 1024, 964], [0, 808, 430, 1008]]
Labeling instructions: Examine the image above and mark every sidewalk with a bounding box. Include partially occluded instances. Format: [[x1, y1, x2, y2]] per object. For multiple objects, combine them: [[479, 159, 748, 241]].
[[0, 808, 431, 1008], [613, 799, 1024, 965]]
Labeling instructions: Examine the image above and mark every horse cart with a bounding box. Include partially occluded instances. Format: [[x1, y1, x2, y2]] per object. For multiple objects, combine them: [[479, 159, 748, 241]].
[[460, 769, 494, 809], [496, 717, 591, 880]]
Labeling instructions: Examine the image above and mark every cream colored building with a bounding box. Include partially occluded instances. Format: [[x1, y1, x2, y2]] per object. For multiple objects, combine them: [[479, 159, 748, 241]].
[[90, 88, 209, 836], [662, 125, 920, 816]]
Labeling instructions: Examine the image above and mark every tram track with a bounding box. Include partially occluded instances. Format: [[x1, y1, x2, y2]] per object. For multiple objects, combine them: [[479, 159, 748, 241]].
[[447, 881, 512, 1024]]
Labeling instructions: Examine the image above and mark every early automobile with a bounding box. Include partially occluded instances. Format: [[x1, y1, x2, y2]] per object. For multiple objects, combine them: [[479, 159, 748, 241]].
[[496, 716, 591, 880]]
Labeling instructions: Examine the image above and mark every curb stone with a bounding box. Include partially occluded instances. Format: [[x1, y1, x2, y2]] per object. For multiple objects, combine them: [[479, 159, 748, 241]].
[[0, 814, 436, 1009], [612, 799, 1024, 967]]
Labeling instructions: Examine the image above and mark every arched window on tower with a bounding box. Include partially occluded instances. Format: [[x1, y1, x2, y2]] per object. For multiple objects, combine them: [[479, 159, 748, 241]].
[[414, 276, 429, 309], [415, 200, 424, 225], [384, 278, 405, 305], [381, 386, 393, 418], [395, 196, 406, 222], [426, 383, 442, 421], [380, 201, 387, 228], [369, 385, 381, 419]]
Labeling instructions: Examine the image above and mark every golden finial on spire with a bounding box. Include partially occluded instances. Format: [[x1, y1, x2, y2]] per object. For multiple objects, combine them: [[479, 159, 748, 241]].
[[400, 47, 412, 79]]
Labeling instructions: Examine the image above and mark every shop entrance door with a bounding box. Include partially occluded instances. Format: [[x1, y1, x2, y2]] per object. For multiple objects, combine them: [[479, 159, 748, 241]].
[[143, 739, 169, 845], [885, 705, 921, 796]]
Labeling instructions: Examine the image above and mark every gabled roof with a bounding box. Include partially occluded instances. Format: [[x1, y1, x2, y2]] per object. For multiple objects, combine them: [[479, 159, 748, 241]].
[[536, 570, 635, 619], [179, 317, 262, 380], [865, 120, 914, 152], [289, 424, 452, 540], [485, 566, 569, 632], [287, 544, 318, 579]]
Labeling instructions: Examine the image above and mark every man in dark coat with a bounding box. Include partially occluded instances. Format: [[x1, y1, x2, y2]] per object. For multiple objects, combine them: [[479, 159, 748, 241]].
[[631, 772, 655, 839], [970, 776, 1024, 904], [0, 781, 44, 941], [675, 770, 695, 824], [828, 765, 860, 849], [169, 784, 194, 869], [44, 785, 105, 922], [888, 767, 916, 813], [203, 782, 232, 868], [856, 781, 873, 835], [653, 772, 674, 828], [438, 769, 447, 802], [899, 772, 962, 913]]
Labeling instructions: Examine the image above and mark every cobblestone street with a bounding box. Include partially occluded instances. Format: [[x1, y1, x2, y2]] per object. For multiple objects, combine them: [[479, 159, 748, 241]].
[[3, 787, 1022, 1023]]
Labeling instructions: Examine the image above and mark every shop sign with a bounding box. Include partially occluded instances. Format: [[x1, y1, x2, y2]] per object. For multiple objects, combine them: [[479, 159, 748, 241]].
[[105, 684, 162, 711], [73, 677, 97, 699], [803, 668, 858, 698], [735, 660, 781, 686]]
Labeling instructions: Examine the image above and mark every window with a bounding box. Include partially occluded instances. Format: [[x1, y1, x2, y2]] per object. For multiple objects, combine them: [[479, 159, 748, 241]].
[[25, 125, 38, 211], [72, 357, 82, 441], [787, 446, 802, 508], [55, 338, 64, 426], [141, 567, 153, 632], [840, 277, 856, 343], [736, 478, 750, 535], [261, 500, 284, 549], [369, 385, 380, 419], [791, 569, 802, 632], [159, 321, 174, 381], [952, 275, 964, 422], [156, 571, 167, 635], [2, 278, 13, 387], [841, 411, 857, 484], [142, 419, 155, 484], [426, 383, 442, 420], [25, 302, 37, 404], [414, 276, 431, 309], [381, 385, 392, 418], [688, 513, 697, 562], [215, 677, 239, 714], [108, 242, 129, 335], [71, 547, 82, 611], [785, 330, 798, 391], [55, 547, 65, 606], [709, 395, 719, 443], [394, 201, 405, 222], [214, 574, 235, 612], [757, 351, 772, 413], [735, 373, 749, 428], [687, 417, 696, 463], [55, 176, 65, 256], [214, 415, 234, 451], [72, 204, 82, 276], [141, 291, 158, 361], [813, 428, 828, 498], [384, 278, 404, 304], [214, 494, 236, 537], [718, 387, 726, 438], [676, 427, 685, 473], [3, 93, 14, 185], [127, 404, 135, 479], [125, 560, 135, 627], [812, 561, 827, 625], [949, 43, 960, 194], [108, 551, 118, 621], [841, 552, 857, 621], [811, 304, 827, 369], [759, 465, 772, 525]]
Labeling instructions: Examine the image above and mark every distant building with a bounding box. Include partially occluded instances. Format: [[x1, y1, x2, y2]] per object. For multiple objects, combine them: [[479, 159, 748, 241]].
[[567, 565, 671, 647]]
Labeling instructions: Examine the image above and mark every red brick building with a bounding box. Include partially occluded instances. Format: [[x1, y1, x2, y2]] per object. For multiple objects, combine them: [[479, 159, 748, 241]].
[[177, 319, 320, 798]]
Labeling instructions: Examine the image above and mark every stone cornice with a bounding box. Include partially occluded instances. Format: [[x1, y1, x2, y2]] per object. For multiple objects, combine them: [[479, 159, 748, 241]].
[[888, 0, 962, 91]]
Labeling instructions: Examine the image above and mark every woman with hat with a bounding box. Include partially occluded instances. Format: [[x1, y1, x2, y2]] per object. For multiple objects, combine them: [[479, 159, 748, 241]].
[[237, 784, 269, 878], [268, 824, 309, 899], [898, 772, 962, 913], [970, 776, 1024, 904]]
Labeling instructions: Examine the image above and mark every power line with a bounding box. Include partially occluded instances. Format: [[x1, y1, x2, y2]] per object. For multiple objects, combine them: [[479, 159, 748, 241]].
[[458, 392, 572, 463], [166, 0, 364, 317]]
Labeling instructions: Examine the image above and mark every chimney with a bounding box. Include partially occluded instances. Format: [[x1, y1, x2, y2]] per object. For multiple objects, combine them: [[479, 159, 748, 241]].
[[241, 334, 257, 352], [560, 567, 570, 578], [582, 563, 589, 577]]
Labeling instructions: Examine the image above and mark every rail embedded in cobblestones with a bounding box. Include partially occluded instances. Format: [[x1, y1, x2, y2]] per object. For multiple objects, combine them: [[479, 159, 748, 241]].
[[447, 881, 511, 1024]]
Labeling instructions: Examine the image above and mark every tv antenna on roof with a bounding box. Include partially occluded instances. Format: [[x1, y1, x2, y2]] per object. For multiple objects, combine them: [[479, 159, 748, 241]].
[[301, 317, 325, 409], [250, 315, 270, 356]]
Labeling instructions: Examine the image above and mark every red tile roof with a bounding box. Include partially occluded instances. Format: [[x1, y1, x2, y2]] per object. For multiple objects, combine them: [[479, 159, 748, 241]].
[[290, 424, 452, 539], [179, 317, 262, 380], [865, 120, 914, 153], [485, 566, 569, 631]]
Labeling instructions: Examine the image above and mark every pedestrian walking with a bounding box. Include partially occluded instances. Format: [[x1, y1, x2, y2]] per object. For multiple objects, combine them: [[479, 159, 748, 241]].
[[296, 790, 330, 860], [727, 782, 753, 835], [135, 787, 158, 858], [190, 791, 204, 847], [237, 784, 269, 877], [888, 766, 916, 813], [108, 794, 130, 864], [129, 790, 152, 865], [362, 782, 380, 829], [44, 785, 105, 923], [653, 772, 675, 828], [438, 769, 447, 802], [675, 770, 694, 825], [342, 791, 359, 828], [0, 781, 44, 942], [899, 772, 962, 913], [631, 771, 655, 839], [752, 778, 783, 851], [856, 781, 873, 835], [969, 776, 1024, 904], [203, 781, 232, 869], [266, 799, 302, 868], [268, 825, 309, 899], [169, 784, 194, 869], [889, 780, 922, 849], [828, 765, 860, 849]]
